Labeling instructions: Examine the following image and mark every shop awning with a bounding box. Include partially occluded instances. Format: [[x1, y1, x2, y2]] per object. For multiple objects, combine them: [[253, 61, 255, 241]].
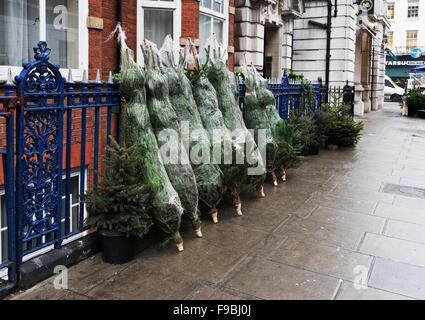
[[386, 68, 410, 78]]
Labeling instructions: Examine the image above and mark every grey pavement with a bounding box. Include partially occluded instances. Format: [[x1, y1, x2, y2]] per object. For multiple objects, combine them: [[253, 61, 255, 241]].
[[8, 102, 425, 300]]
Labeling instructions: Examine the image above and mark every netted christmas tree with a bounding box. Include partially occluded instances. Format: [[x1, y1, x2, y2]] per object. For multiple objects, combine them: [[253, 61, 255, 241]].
[[141, 39, 201, 238], [187, 42, 248, 218], [242, 64, 279, 187], [203, 37, 266, 214], [117, 25, 185, 251], [159, 36, 225, 223]]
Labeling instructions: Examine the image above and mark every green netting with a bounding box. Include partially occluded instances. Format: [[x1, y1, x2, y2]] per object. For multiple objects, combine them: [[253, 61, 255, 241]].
[[186, 42, 247, 216], [205, 38, 265, 195], [159, 36, 225, 216], [256, 71, 301, 181], [141, 40, 201, 232], [120, 56, 184, 245], [242, 65, 279, 184]]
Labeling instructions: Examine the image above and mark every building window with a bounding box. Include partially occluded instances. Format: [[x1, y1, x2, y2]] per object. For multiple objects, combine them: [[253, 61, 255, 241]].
[[406, 30, 418, 51], [0, 0, 88, 81], [387, 32, 393, 51], [139, 0, 181, 49], [199, 0, 228, 48], [387, 3, 394, 20], [407, 1, 419, 18]]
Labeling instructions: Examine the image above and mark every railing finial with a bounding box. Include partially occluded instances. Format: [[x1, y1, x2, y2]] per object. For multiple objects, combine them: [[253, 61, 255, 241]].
[[82, 69, 88, 83], [33, 41, 51, 62], [95, 69, 101, 83], [67, 69, 73, 82], [6, 68, 13, 85], [108, 71, 113, 83]]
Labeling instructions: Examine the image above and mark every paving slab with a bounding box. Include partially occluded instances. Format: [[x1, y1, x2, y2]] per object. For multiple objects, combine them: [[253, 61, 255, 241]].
[[359, 233, 425, 268], [335, 281, 414, 300], [223, 257, 340, 300], [275, 216, 364, 251], [369, 258, 425, 300], [374, 202, 425, 225], [85, 260, 199, 300], [384, 220, 425, 244], [269, 238, 372, 282], [308, 206, 386, 234]]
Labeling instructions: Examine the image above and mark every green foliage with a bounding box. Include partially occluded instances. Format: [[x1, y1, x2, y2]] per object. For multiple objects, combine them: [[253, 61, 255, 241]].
[[406, 88, 425, 116], [273, 119, 303, 169], [323, 100, 363, 147], [112, 73, 120, 84], [300, 79, 317, 114], [311, 110, 331, 148], [288, 114, 313, 155], [83, 138, 153, 238], [288, 72, 304, 81]]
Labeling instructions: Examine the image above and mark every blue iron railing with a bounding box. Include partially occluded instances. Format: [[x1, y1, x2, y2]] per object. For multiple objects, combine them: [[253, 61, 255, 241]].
[[0, 41, 120, 292], [239, 70, 323, 119]]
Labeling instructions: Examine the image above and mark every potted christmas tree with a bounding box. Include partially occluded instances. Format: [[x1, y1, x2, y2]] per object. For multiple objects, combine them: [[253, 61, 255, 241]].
[[83, 138, 153, 264]]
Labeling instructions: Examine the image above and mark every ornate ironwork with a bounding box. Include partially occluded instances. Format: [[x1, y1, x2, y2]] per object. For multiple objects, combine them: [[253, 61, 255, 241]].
[[15, 41, 64, 253]]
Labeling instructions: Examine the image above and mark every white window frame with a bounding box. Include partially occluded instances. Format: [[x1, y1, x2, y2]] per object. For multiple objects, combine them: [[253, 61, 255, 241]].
[[137, 0, 182, 65], [0, 168, 88, 280], [0, 0, 89, 82], [407, 1, 419, 19], [199, 0, 229, 49], [387, 3, 394, 20]]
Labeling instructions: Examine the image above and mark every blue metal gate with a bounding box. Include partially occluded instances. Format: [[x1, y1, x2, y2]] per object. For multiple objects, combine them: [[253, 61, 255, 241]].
[[0, 41, 120, 292]]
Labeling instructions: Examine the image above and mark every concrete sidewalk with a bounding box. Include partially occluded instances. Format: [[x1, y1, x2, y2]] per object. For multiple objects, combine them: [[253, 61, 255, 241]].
[[9, 102, 425, 300]]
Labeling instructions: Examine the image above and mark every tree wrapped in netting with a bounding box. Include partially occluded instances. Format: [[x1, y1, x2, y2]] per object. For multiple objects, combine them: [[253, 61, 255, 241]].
[[141, 39, 201, 239], [116, 28, 185, 251], [242, 64, 279, 188], [251, 67, 302, 181], [203, 37, 266, 212], [159, 36, 225, 223], [186, 42, 248, 218]]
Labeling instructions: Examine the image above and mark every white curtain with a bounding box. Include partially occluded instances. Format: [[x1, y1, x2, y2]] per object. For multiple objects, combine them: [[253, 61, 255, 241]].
[[0, 0, 39, 66], [143, 9, 173, 48]]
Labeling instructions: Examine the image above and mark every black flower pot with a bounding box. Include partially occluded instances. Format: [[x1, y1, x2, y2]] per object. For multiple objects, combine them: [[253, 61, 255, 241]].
[[308, 145, 320, 155], [98, 230, 135, 264]]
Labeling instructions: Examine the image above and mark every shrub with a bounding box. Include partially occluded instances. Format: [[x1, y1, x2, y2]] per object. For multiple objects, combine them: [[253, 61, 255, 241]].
[[323, 102, 363, 147], [83, 138, 153, 238], [311, 110, 331, 148], [288, 114, 314, 156], [406, 88, 425, 116]]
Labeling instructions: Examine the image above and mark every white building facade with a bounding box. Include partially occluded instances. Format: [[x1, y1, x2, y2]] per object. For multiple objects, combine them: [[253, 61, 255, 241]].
[[385, 0, 425, 83], [291, 0, 390, 115], [234, 0, 305, 79]]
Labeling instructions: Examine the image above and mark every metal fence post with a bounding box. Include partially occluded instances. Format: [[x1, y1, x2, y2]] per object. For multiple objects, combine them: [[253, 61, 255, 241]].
[[343, 80, 355, 118]]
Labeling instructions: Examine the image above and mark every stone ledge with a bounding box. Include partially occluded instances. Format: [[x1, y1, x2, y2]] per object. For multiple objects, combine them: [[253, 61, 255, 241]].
[[18, 233, 100, 289]]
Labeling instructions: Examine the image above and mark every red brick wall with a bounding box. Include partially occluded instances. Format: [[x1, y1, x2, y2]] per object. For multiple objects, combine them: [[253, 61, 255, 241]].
[[88, 0, 137, 81], [182, 0, 200, 39]]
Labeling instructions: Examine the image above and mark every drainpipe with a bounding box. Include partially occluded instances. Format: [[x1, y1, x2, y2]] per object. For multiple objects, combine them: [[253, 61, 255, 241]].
[[116, 0, 122, 73], [370, 44, 375, 109], [325, 0, 332, 103]]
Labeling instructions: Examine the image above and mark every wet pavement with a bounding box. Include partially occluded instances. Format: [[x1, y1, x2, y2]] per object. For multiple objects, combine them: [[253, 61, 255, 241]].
[[9, 102, 425, 300]]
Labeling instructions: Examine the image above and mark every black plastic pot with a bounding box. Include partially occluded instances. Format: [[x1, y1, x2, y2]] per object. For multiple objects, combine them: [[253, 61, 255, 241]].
[[98, 230, 135, 264], [308, 145, 320, 155]]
